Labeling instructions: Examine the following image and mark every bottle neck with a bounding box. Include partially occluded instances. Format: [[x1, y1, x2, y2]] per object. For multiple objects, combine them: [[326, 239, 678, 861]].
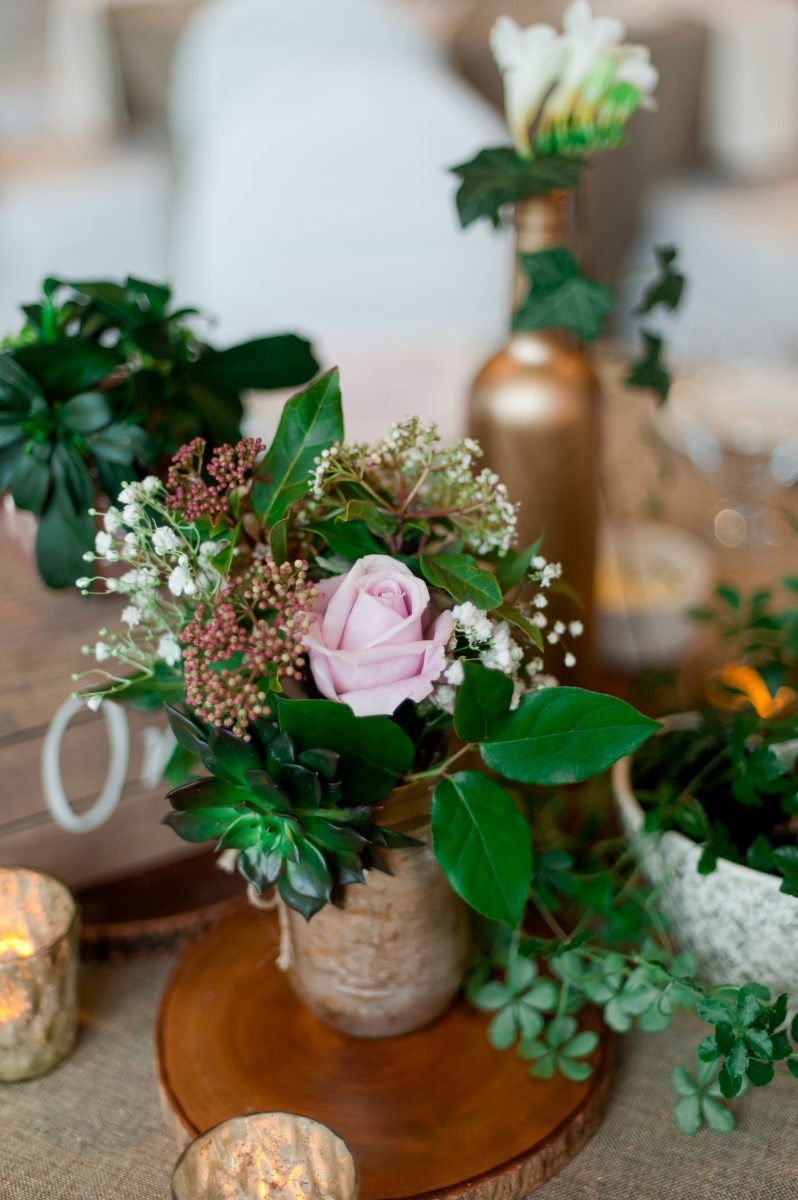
[[510, 192, 567, 345]]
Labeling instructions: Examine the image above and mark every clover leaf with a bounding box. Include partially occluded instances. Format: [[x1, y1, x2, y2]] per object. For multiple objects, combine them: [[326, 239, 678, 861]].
[[471, 956, 559, 1050], [672, 1060, 740, 1134], [520, 1014, 599, 1082]]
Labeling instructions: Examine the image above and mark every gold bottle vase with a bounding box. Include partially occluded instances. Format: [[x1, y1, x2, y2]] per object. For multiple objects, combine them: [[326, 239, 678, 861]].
[[469, 194, 600, 669]]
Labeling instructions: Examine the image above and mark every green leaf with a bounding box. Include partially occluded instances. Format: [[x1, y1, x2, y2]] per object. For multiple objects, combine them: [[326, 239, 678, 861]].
[[191, 335, 318, 393], [0, 353, 43, 411], [736, 989, 762, 1030], [697, 998, 732, 1026], [251, 369, 343, 525], [306, 517, 383, 561], [480, 687, 660, 785], [419, 553, 502, 609], [453, 662, 514, 743], [208, 728, 261, 780], [336, 499, 395, 535], [59, 391, 112, 434], [495, 601, 544, 650], [278, 698, 414, 803], [269, 517, 289, 565], [217, 814, 262, 851], [164, 807, 242, 842], [450, 147, 583, 229], [488, 1007, 518, 1050], [625, 331, 671, 405], [13, 341, 119, 396], [564, 1031, 599, 1058], [674, 1095, 702, 1134], [698, 1035, 720, 1063], [726, 1038, 749, 1079], [431, 771, 532, 926], [513, 248, 615, 342], [634, 245, 685, 316], [115, 665, 185, 711], [492, 538, 542, 593], [671, 1065, 697, 1096], [701, 1097, 735, 1133], [52, 441, 93, 515], [746, 1059, 775, 1087], [280, 839, 333, 920], [165, 704, 208, 755], [85, 422, 152, 465], [166, 778, 235, 811], [471, 981, 511, 1011], [35, 490, 95, 588], [10, 452, 51, 515]]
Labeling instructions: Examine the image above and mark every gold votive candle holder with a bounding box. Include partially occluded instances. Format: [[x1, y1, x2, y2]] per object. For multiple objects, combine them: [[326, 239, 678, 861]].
[[171, 1112, 359, 1200], [0, 867, 79, 1082]]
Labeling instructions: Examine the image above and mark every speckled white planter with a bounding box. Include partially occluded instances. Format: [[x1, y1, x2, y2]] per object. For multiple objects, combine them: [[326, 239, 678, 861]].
[[613, 728, 798, 998]]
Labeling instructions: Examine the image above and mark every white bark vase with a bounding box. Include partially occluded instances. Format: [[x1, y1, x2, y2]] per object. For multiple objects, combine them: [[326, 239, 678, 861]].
[[613, 735, 798, 998]]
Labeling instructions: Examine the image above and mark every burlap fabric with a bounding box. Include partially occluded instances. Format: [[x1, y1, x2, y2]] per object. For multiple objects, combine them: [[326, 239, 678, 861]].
[[0, 955, 795, 1198]]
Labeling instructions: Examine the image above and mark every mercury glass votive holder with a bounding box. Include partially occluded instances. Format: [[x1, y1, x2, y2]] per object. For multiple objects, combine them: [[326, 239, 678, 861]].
[[170, 1112, 359, 1200], [0, 867, 79, 1081]]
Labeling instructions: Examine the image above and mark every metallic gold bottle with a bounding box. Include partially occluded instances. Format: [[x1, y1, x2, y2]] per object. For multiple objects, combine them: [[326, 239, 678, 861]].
[[469, 193, 600, 671]]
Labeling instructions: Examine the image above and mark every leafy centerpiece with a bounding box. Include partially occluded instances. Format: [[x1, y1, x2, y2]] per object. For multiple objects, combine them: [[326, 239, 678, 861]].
[[1, 276, 318, 588]]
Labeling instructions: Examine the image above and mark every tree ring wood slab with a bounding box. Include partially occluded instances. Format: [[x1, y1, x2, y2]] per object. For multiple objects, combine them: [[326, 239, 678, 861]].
[[157, 907, 614, 1200]]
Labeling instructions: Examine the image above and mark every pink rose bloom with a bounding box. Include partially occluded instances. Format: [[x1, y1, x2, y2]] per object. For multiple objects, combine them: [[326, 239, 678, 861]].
[[304, 555, 454, 717]]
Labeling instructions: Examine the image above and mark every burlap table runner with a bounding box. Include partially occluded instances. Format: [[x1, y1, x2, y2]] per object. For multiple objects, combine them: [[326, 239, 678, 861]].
[[0, 954, 795, 1198]]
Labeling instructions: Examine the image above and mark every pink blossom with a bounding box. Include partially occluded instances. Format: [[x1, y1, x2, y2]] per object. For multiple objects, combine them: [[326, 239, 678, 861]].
[[305, 555, 453, 717]]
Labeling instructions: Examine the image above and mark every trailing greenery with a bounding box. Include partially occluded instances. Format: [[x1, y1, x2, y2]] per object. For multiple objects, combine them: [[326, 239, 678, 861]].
[[1, 276, 318, 587]]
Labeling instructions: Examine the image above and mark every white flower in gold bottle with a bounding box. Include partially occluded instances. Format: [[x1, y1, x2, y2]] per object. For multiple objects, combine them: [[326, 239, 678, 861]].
[[490, 15, 565, 157]]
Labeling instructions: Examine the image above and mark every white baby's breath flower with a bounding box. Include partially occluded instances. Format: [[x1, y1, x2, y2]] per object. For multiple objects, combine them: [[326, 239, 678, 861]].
[[141, 475, 160, 495], [157, 635, 182, 667], [564, 652, 577, 668], [490, 15, 566, 157], [122, 503, 139, 527], [152, 526, 179, 556], [103, 507, 123, 534], [444, 660, 465, 687], [117, 485, 137, 504], [86, 694, 103, 712], [94, 641, 111, 662], [569, 620, 584, 637], [121, 605, 141, 628], [94, 530, 113, 558], [168, 555, 196, 597]]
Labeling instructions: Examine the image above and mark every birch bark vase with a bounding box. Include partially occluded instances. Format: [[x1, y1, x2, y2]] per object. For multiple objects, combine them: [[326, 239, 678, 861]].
[[279, 780, 468, 1038]]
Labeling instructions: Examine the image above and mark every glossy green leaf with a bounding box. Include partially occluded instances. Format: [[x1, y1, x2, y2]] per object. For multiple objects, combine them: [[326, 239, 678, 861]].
[[306, 517, 383, 561], [481, 687, 660, 785], [269, 517, 289, 565], [85, 422, 152, 465], [419, 553, 502, 609], [14, 341, 119, 396], [52, 441, 93, 515], [192, 335, 318, 393], [10, 453, 51, 515], [278, 698, 414, 803], [34, 490, 95, 588], [165, 704, 208, 755], [166, 777, 237, 811], [251, 369, 343, 524], [164, 807, 241, 842], [431, 771, 532, 926], [495, 601, 544, 650], [453, 662, 514, 743]]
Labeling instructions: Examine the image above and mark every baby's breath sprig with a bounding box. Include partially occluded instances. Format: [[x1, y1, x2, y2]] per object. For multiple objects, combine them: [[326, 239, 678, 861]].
[[308, 418, 519, 557]]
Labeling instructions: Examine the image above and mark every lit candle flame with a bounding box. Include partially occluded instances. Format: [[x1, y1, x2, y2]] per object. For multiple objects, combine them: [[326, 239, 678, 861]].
[[0, 935, 34, 960]]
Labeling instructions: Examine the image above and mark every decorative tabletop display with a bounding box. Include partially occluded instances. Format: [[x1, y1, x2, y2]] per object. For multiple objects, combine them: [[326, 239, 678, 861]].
[[75, 368, 659, 1046], [451, 2, 684, 647], [0, 276, 317, 588]]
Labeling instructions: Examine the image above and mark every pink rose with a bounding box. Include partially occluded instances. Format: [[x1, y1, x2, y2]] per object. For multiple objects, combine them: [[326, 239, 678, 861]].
[[304, 555, 454, 717]]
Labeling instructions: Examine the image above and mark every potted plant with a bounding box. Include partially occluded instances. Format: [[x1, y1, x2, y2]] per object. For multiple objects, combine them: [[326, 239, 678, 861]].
[[1, 275, 318, 588], [74, 367, 658, 1040]]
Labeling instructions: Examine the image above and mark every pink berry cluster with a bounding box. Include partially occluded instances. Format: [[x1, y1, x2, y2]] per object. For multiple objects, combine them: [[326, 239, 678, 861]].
[[179, 558, 317, 737], [165, 436, 265, 524]]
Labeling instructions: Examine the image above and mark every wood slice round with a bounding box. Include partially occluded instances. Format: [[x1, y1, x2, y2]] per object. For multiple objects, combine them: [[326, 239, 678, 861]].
[[78, 852, 245, 959], [157, 907, 614, 1200]]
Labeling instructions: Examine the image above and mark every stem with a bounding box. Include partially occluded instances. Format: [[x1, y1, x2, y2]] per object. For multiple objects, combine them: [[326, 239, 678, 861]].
[[406, 742, 474, 783]]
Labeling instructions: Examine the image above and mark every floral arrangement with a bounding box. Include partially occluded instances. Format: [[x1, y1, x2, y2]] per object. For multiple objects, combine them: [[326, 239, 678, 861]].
[[73, 371, 798, 1132], [75, 368, 656, 931], [1, 276, 317, 588], [450, 1, 684, 402]]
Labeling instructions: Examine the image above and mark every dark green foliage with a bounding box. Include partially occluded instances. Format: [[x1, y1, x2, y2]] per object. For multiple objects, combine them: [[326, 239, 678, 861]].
[[162, 703, 417, 920], [450, 148, 583, 229], [1, 276, 318, 587], [625, 331, 671, 405], [513, 248, 615, 342]]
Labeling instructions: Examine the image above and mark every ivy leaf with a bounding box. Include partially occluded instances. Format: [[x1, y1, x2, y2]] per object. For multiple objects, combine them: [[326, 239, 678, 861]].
[[634, 245, 685, 316], [431, 771, 532, 926], [450, 147, 583, 229], [480, 687, 659, 785], [453, 662, 514, 744], [513, 248, 615, 342], [251, 369, 343, 524], [419, 553, 502, 609], [278, 698, 414, 803], [625, 331, 671, 405]]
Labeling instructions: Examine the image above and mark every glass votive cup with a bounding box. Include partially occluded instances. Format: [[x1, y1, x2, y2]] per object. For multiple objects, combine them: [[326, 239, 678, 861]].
[[171, 1112, 359, 1200], [0, 866, 80, 1082]]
